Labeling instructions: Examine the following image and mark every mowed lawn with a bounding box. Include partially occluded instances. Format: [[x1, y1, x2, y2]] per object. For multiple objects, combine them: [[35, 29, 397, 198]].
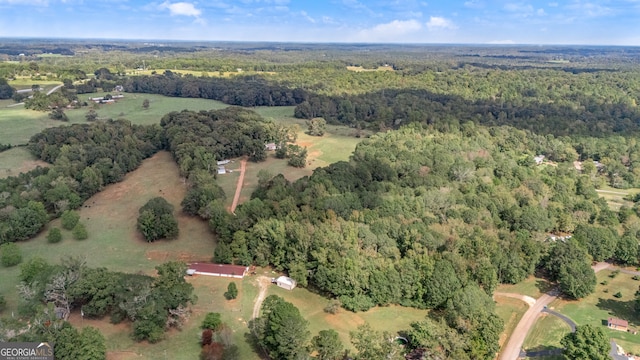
[[522, 313, 571, 352], [0, 146, 48, 178], [494, 295, 529, 353], [266, 281, 430, 352], [496, 275, 552, 300], [596, 185, 640, 211], [549, 270, 640, 354]]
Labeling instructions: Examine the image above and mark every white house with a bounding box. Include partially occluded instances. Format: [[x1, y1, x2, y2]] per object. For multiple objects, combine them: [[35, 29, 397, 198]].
[[275, 276, 296, 290]]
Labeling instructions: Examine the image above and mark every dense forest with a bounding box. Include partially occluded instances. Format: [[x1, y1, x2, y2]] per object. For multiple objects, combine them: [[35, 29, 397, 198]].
[[3, 41, 640, 359]]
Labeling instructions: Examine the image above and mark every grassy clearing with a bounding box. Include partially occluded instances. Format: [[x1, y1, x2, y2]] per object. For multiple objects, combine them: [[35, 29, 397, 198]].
[[550, 270, 640, 354], [0, 147, 48, 179], [496, 276, 552, 299], [494, 295, 529, 351], [526, 356, 563, 360], [266, 282, 429, 351], [596, 185, 640, 211], [67, 93, 227, 126], [0, 93, 226, 145], [522, 313, 571, 351]]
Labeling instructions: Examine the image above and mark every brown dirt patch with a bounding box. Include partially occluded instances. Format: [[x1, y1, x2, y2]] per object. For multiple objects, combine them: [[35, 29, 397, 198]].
[[0, 159, 49, 179], [296, 141, 313, 147]]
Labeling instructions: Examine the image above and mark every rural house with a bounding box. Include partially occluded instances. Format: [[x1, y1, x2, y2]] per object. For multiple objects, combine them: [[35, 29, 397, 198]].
[[608, 317, 629, 332], [187, 263, 249, 279], [275, 276, 296, 290]]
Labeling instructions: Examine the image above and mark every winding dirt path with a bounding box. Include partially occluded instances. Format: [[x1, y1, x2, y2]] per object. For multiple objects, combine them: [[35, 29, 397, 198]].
[[494, 292, 536, 307], [499, 262, 611, 360], [230, 159, 247, 213], [252, 276, 272, 320]]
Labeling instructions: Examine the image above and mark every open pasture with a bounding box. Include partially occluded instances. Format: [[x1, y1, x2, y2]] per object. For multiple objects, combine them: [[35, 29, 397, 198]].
[[549, 269, 640, 355]]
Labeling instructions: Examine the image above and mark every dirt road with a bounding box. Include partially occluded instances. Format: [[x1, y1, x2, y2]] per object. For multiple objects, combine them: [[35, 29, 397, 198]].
[[494, 292, 536, 307], [499, 262, 610, 360], [230, 159, 247, 213], [252, 276, 272, 320]]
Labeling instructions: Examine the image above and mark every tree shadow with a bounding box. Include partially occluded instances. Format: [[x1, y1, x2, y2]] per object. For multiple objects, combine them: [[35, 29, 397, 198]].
[[535, 279, 555, 294], [596, 298, 638, 325]]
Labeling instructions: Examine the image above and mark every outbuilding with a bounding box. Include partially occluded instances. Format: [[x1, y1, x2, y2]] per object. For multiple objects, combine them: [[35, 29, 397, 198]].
[[275, 276, 296, 290], [187, 263, 249, 279], [608, 317, 629, 332]]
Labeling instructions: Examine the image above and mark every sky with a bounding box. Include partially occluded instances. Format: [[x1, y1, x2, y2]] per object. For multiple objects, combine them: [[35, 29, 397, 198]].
[[0, 0, 639, 45]]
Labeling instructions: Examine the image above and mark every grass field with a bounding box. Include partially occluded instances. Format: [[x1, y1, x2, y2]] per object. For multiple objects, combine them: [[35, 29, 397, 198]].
[[266, 282, 429, 351], [0, 146, 48, 178], [0, 93, 227, 145], [550, 270, 640, 354], [496, 276, 552, 299], [596, 185, 640, 211], [495, 295, 529, 352], [522, 313, 571, 352]]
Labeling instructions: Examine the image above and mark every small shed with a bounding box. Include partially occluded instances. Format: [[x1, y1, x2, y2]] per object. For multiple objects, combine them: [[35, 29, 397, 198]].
[[217, 166, 226, 175], [217, 160, 230, 166], [608, 317, 629, 332], [275, 276, 296, 290], [265, 143, 277, 151], [188, 263, 249, 279]]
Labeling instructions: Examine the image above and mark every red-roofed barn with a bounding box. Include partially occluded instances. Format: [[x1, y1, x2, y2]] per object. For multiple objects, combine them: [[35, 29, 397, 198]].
[[188, 263, 249, 279]]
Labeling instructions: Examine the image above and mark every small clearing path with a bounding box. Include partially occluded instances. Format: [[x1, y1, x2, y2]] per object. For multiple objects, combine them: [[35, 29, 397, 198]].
[[252, 276, 272, 320], [595, 189, 628, 195], [494, 292, 536, 307], [46, 84, 63, 96], [500, 262, 610, 360], [230, 158, 247, 213]]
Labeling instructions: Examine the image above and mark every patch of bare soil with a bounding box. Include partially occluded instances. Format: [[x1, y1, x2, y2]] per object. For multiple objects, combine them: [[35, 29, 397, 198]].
[[252, 276, 272, 319]]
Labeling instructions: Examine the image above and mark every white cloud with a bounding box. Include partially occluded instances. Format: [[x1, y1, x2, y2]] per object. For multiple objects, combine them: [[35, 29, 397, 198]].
[[301, 10, 315, 23], [354, 19, 422, 42], [426, 16, 457, 30], [566, 1, 613, 17], [548, 2, 558, 6], [464, 0, 484, 9], [488, 39, 516, 44], [505, 2, 534, 13], [159, 1, 201, 17]]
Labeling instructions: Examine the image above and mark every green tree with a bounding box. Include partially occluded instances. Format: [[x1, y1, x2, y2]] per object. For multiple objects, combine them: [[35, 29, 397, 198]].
[[49, 108, 68, 121], [142, 98, 150, 109], [224, 282, 238, 300], [307, 117, 326, 136], [546, 239, 596, 299], [61, 210, 80, 230], [0, 242, 22, 267], [255, 295, 310, 360], [350, 323, 404, 360], [72, 222, 89, 240], [312, 329, 344, 360], [202, 312, 222, 331], [47, 227, 63, 243], [137, 197, 179, 242], [85, 109, 98, 122], [560, 324, 610, 360], [614, 235, 638, 265], [0, 294, 6, 312]]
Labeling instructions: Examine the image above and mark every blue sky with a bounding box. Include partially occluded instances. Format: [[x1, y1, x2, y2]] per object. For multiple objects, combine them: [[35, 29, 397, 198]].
[[0, 0, 639, 45]]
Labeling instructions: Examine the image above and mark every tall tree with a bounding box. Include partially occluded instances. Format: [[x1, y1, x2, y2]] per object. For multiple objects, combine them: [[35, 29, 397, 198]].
[[560, 324, 610, 360], [255, 295, 310, 360]]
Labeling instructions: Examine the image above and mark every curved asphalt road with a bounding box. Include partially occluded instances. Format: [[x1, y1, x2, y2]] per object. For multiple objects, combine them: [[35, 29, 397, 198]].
[[499, 262, 611, 360]]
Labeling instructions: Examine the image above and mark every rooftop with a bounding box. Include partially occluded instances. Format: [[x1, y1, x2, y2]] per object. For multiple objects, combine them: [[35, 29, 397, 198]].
[[189, 262, 248, 276]]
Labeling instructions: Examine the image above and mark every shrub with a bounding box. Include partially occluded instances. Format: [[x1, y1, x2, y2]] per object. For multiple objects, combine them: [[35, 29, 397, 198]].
[[633, 275, 640, 281], [0, 243, 22, 267], [601, 280, 609, 285], [0, 295, 6, 312], [47, 227, 63, 243], [324, 299, 341, 314], [72, 222, 88, 240], [61, 210, 80, 230], [614, 291, 623, 298], [224, 282, 238, 300], [201, 312, 222, 331], [610, 270, 620, 278]]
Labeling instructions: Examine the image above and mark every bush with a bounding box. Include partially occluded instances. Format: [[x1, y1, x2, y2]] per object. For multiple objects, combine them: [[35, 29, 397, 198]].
[[72, 222, 88, 240], [0, 243, 22, 267], [61, 210, 80, 230], [610, 270, 620, 278], [47, 227, 63, 243], [224, 282, 238, 300], [0, 295, 6, 312], [136, 197, 178, 242], [601, 280, 609, 285], [633, 275, 640, 281], [324, 299, 341, 314], [614, 291, 623, 298], [201, 312, 222, 331]]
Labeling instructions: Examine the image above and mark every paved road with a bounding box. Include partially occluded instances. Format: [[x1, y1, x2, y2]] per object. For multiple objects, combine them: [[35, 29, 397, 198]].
[[499, 262, 611, 360], [542, 308, 576, 332], [46, 84, 63, 95]]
